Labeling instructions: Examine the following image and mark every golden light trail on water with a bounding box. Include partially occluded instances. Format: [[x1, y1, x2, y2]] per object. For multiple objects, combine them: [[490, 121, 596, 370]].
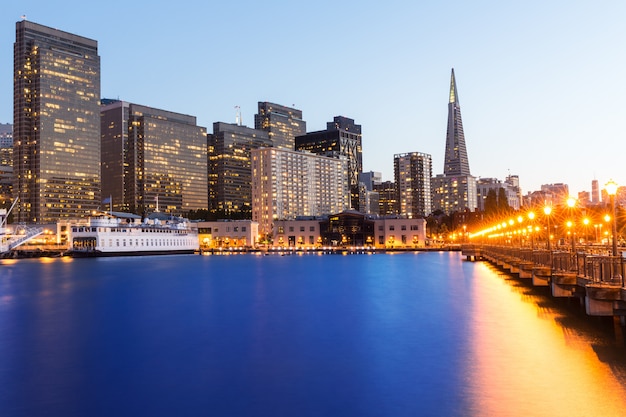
[[466, 262, 626, 417]]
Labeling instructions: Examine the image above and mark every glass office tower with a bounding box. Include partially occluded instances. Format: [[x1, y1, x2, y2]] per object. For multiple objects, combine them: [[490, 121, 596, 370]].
[[254, 102, 306, 150], [295, 116, 362, 210], [101, 100, 208, 214], [14, 20, 101, 223]]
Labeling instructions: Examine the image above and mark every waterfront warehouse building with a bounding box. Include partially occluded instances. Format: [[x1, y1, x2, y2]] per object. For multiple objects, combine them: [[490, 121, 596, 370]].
[[101, 100, 208, 214], [273, 218, 324, 247], [431, 69, 477, 215], [295, 116, 363, 210], [197, 220, 259, 249], [208, 122, 272, 217], [272, 212, 426, 249], [14, 20, 101, 223], [251, 147, 349, 236], [254, 102, 306, 150], [394, 151, 433, 217]]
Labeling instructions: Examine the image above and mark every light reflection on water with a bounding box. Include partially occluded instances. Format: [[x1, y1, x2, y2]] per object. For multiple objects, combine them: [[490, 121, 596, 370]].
[[468, 262, 626, 417]]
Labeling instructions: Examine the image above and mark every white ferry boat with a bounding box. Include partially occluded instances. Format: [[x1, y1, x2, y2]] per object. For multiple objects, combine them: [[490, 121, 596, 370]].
[[68, 211, 199, 257]]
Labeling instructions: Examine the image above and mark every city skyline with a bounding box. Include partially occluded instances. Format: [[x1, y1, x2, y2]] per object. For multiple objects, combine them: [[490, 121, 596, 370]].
[[2, 2, 626, 197]]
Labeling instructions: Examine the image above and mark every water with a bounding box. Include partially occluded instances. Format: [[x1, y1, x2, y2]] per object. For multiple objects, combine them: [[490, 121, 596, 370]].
[[1, 252, 626, 417]]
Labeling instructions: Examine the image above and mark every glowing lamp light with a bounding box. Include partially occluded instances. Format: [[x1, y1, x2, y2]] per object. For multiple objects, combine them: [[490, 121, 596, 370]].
[[606, 179, 618, 196], [566, 197, 576, 208]]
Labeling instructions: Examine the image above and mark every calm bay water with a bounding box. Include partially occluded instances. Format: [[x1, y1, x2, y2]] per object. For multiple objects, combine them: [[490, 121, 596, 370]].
[[1, 251, 626, 416]]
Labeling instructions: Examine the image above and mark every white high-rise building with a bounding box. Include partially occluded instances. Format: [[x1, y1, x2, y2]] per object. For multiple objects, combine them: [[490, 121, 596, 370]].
[[251, 148, 349, 236]]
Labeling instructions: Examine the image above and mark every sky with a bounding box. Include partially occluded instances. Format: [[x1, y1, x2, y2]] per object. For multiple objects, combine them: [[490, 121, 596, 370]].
[[2, 0, 625, 198]]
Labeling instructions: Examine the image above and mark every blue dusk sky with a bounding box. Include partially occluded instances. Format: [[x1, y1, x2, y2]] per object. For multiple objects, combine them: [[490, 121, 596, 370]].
[[2, 0, 625, 198]]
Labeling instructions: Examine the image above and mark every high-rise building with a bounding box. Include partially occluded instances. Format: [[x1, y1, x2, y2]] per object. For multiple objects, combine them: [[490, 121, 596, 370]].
[[208, 122, 272, 216], [432, 69, 477, 214], [394, 152, 432, 218], [251, 148, 349, 236], [359, 171, 382, 191], [374, 180, 398, 216], [0, 123, 12, 207], [254, 102, 306, 150], [101, 100, 208, 214], [295, 116, 362, 210], [14, 20, 101, 223], [591, 179, 600, 204], [357, 171, 382, 215]]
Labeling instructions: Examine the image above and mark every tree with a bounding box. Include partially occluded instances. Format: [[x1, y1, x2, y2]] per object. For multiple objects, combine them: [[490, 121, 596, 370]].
[[484, 189, 498, 215], [497, 188, 510, 213]]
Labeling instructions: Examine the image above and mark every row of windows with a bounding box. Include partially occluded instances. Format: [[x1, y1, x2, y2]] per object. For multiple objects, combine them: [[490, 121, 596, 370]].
[[276, 226, 318, 233], [72, 226, 187, 234], [378, 235, 417, 244], [102, 238, 193, 248], [377, 225, 419, 231], [197, 226, 247, 233]]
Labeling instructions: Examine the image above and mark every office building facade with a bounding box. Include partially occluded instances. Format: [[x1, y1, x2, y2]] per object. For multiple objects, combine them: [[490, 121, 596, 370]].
[[251, 147, 349, 236], [254, 102, 306, 150], [208, 122, 272, 216], [394, 152, 432, 217], [295, 116, 362, 210], [374, 180, 398, 216], [14, 20, 101, 223], [101, 100, 208, 214]]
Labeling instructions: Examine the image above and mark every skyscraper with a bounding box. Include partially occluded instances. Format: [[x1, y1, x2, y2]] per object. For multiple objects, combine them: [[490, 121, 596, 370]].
[[591, 179, 600, 204], [14, 20, 101, 223], [208, 122, 272, 216], [101, 100, 208, 214], [295, 116, 363, 210], [432, 69, 477, 214], [394, 152, 432, 218], [254, 102, 306, 150], [374, 180, 398, 216], [444, 69, 470, 177]]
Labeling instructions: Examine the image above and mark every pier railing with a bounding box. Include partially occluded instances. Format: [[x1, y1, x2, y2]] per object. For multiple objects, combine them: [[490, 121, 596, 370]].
[[463, 244, 624, 286]]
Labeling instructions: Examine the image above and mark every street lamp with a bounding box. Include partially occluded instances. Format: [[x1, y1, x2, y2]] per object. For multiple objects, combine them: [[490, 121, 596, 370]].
[[606, 179, 619, 256], [606, 179, 620, 282], [566, 220, 575, 253], [528, 211, 536, 249], [566, 196, 577, 252], [544, 205, 552, 251]]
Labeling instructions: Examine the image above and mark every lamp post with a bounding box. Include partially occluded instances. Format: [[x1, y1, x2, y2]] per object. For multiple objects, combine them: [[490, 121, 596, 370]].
[[528, 211, 536, 249], [606, 180, 619, 255], [606, 179, 620, 282], [544, 205, 552, 251], [516, 216, 523, 247], [566, 197, 577, 253]]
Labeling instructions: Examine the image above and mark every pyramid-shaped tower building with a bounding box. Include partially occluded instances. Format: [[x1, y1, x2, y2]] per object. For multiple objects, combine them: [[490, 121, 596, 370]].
[[432, 69, 477, 214]]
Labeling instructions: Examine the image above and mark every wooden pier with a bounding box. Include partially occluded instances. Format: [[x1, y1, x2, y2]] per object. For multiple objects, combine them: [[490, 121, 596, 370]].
[[462, 244, 626, 318]]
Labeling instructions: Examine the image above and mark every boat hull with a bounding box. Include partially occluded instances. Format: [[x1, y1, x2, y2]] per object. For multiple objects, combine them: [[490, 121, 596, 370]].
[[68, 249, 197, 258]]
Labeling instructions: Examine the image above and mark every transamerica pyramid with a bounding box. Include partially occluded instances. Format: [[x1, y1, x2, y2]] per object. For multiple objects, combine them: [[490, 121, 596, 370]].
[[443, 68, 471, 176]]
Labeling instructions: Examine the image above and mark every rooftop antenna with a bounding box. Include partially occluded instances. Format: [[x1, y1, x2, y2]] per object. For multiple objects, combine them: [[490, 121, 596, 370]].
[[235, 105, 241, 126]]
